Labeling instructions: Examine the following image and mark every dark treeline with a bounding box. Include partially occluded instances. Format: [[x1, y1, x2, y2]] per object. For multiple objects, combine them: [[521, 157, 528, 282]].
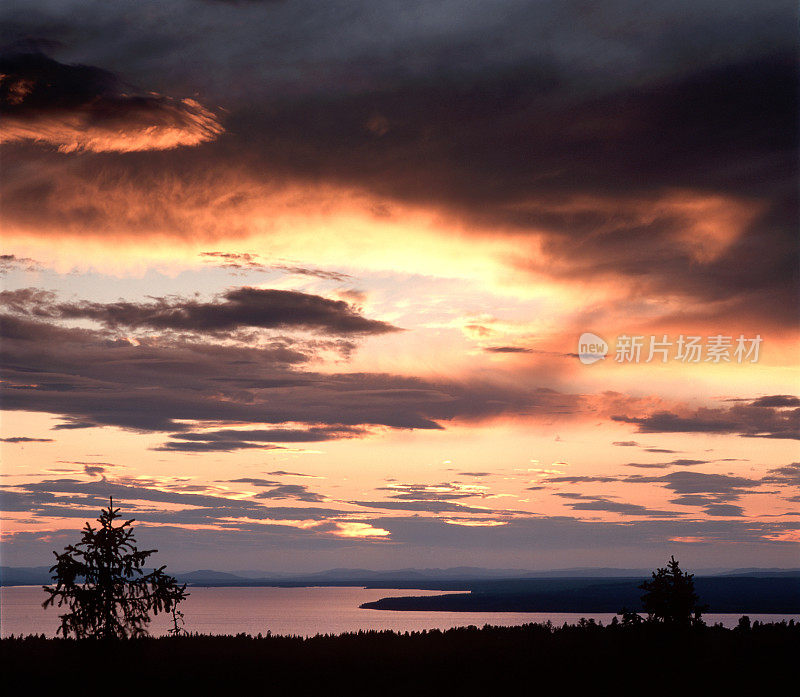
[[3, 620, 797, 696]]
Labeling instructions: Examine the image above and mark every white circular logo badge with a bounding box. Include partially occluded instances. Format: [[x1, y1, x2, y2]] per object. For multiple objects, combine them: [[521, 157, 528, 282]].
[[578, 332, 608, 365]]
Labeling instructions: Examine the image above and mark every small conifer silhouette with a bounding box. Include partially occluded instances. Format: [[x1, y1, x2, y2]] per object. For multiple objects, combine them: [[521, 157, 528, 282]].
[[639, 556, 706, 626], [42, 497, 188, 638]]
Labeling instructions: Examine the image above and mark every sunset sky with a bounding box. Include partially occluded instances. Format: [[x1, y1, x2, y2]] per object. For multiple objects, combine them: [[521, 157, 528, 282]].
[[1, 0, 798, 572]]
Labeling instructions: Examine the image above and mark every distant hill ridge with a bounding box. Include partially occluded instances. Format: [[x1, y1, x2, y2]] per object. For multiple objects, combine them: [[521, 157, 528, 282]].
[[3, 565, 799, 587]]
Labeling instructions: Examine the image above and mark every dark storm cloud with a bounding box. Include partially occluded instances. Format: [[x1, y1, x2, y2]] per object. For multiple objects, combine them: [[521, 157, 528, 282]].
[[0, 314, 581, 433], [186, 4, 791, 215], [0, 286, 398, 336], [0, 436, 53, 442], [0, 2, 794, 328], [214, 51, 796, 328], [0, 52, 222, 151], [612, 398, 800, 439]]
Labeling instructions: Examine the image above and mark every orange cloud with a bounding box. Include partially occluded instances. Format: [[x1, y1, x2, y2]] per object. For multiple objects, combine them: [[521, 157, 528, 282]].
[[332, 521, 391, 539], [0, 53, 223, 153], [1, 97, 223, 153]]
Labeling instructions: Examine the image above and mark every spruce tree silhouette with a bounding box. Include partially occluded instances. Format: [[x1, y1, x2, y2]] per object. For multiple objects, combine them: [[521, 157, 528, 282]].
[[42, 497, 188, 639], [639, 556, 706, 626]]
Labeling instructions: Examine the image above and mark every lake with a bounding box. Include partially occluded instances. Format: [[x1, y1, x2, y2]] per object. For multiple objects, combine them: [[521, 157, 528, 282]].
[[1, 585, 795, 637]]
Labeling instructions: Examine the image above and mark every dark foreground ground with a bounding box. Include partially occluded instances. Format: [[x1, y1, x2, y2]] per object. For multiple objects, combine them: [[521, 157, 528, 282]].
[[2, 620, 797, 696]]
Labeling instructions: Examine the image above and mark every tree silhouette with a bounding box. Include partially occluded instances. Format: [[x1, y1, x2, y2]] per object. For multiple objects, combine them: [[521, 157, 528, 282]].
[[42, 497, 188, 639], [639, 556, 706, 626]]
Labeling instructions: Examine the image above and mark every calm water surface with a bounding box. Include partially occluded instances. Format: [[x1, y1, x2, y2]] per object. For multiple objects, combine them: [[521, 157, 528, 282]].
[[1, 585, 795, 638]]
